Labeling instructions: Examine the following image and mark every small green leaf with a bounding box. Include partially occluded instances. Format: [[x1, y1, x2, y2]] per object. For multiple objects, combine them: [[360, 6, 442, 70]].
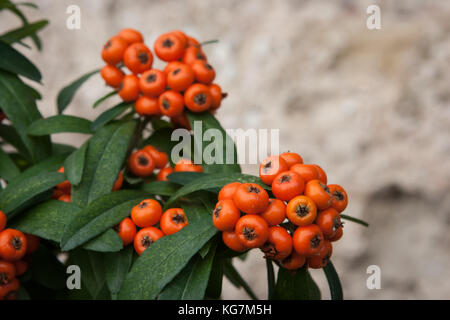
[[10, 200, 81, 242], [340, 214, 369, 227], [165, 172, 269, 207], [167, 171, 206, 185], [27, 115, 92, 135], [103, 246, 134, 294], [0, 171, 64, 217], [205, 252, 224, 299], [158, 260, 194, 300], [266, 259, 275, 300], [9, 154, 66, 186], [93, 91, 117, 108], [57, 69, 100, 114], [0, 39, 41, 82], [274, 266, 321, 300], [90, 102, 131, 131], [60, 190, 151, 251], [118, 202, 217, 300], [186, 111, 241, 174], [64, 141, 88, 186], [323, 261, 343, 300], [140, 181, 180, 196], [83, 229, 123, 252], [0, 148, 20, 181], [52, 143, 76, 155], [0, 20, 48, 45], [223, 259, 258, 300], [0, 124, 30, 159], [71, 121, 136, 207]]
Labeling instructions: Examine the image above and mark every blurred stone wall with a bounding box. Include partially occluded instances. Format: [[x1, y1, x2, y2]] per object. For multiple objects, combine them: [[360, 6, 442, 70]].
[[1, 0, 449, 299]]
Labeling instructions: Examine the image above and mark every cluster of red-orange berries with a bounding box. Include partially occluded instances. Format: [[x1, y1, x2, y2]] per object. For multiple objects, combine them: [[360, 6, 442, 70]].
[[212, 152, 348, 270], [128, 144, 202, 181], [0, 211, 40, 300], [100, 28, 226, 129], [52, 167, 123, 203], [116, 200, 188, 255]]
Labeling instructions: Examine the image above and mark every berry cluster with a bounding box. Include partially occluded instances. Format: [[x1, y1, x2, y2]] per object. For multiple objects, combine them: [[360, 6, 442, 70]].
[[52, 166, 123, 203], [100, 28, 226, 128], [116, 200, 188, 255], [128, 143, 203, 181], [213, 152, 348, 270], [0, 211, 40, 300]]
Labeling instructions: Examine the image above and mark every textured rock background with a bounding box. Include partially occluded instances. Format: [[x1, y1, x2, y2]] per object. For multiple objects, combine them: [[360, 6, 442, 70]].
[[1, 0, 449, 299]]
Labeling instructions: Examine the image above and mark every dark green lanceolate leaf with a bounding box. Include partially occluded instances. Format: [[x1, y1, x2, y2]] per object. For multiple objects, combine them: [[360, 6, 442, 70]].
[[60, 190, 150, 251], [27, 115, 92, 135], [266, 259, 276, 300], [0, 124, 29, 158], [0, 19, 48, 46], [340, 214, 369, 227], [159, 243, 217, 300], [167, 171, 206, 185], [186, 111, 241, 174], [83, 229, 123, 252], [64, 141, 88, 186], [165, 172, 269, 207], [179, 241, 217, 300], [205, 252, 224, 299], [0, 171, 64, 217], [10, 200, 80, 242], [0, 148, 20, 181], [69, 249, 106, 299], [140, 181, 180, 196], [0, 39, 41, 82], [151, 117, 172, 131], [104, 246, 134, 295], [90, 102, 132, 131], [71, 121, 136, 207], [52, 143, 76, 155], [0, 70, 51, 162], [57, 69, 99, 114], [29, 245, 67, 290], [118, 203, 218, 300], [10, 153, 66, 185], [323, 261, 343, 300], [93, 91, 117, 108], [274, 266, 321, 300], [223, 259, 258, 300]]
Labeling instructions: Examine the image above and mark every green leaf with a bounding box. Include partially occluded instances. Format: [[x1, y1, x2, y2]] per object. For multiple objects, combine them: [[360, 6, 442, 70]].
[[60, 190, 150, 251], [0, 20, 48, 45], [0, 171, 64, 217], [186, 111, 241, 174], [0, 70, 51, 162], [167, 171, 206, 185], [223, 259, 258, 300], [27, 115, 93, 135], [10, 200, 80, 242], [1, 0, 42, 50], [64, 141, 88, 186], [274, 266, 321, 300], [0, 148, 20, 181], [83, 229, 123, 252], [29, 245, 67, 290], [118, 202, 217, 300], [179, 241, 217, 300], [93, 91, 117, 108], [158, 260, 195, 300], [52, 143, 76, 155], [323, 261, 343, 300], [0, 124, 29, 158], [90, 102, 131, 131], [340, 214, 369, 227], [71, 121, 136, 207], [0, 39, 41, 82], [150, 117, 172, 131], [205, 252, 224, 299], [69, 249, 106, 299], [140, 181, 180, 196], [165, 172, 269, 207], [266, 259, 275, 300], [103, 246, 134, 294], [9, 154, 66, 186], [57, 69, 99, 114]]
